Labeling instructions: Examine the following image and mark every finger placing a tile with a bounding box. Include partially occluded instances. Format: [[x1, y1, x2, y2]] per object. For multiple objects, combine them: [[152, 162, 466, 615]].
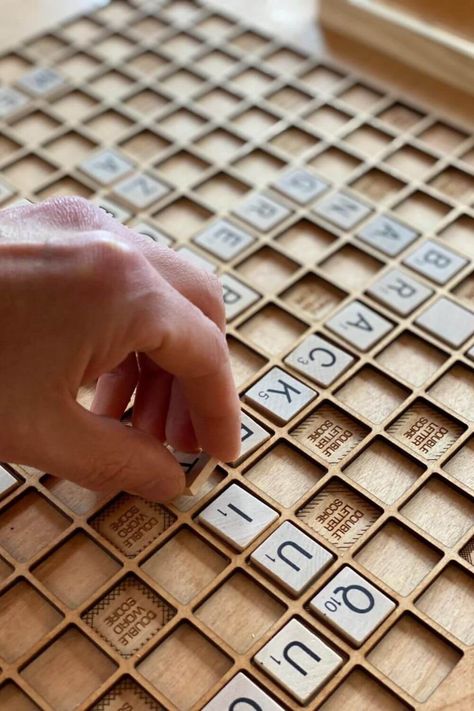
[[367, 268, 433, 316], [357, 214, 418, 256], [254, 618, 343, 703], [326, 300, 393, 351], [313, 191, 372, 230], [234, 411, 272, 465], [80, 148, 134, 185], [403, 240, 467, 285], [251, 521, 334, 595], [202, 672, 285, 711], [309, 565, 396, 647], [171, 450, 217, 496], [284, 334, 355, 387], [415, 297, 474, 348], [273, 168, 329, 205], [245, 367, 317, 424], [220, 273, 261, 321], [233, 193, 292, 232], [113, 172, 170, 209], [198, 483, 278, 551], [194, 219, 255, 260]]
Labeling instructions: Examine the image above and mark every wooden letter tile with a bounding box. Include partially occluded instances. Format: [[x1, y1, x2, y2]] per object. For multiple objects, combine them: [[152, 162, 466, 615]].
[[367, 268, 433, 316], [220, 273, 261, 321], [0, 465, 19, 500], [234, 411, 272, 465], [80, 148, 134, 186], [313, 191, 372, 230], [357, 214, 418, 256], [415, 297, 474, 347], [113, 172, 170, 209], [17, 67, 65, 96], [403, 240, 467, 285], [172, 450, 217, 496], [285, 334, 355, 387], [233, 193, 292, 232], [194, 219, 255, 260], [245, 367, 317, 424], [203, 672, 284, 710], [273, 168, 329, 205], [0, 87, 29, 119], [326, 300, 393, 351]]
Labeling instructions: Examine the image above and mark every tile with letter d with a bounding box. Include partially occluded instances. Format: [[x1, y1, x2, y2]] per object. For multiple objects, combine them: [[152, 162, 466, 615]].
[[326, 300, 393, 351], [251, 521, 334, 595], [220, 273, 261, 321], [198, 483, 278, 551], [202, 672, 285, 711], [194, 219, 255, 260], [416, 297, 474, 348], [357, 214, 418, 256], [233, 193, 292, 232], [403, 239, 467, 285], [245, 367, 317, 424], [254, 618, 343, 703], [273, 168, 329, 205], [309, 566, 395, 647], [233, 411, 271, 465], [367, 268, 433, 316], [313, 191, 372, 230], [285, 334, 355, 387]]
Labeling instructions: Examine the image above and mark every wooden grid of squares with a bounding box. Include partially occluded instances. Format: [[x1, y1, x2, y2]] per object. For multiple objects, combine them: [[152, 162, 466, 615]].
[[0, 0, 473, 709]]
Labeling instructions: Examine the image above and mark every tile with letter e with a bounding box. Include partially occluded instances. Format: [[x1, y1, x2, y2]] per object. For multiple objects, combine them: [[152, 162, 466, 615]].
[[233, 193, 292, 232], [254, 618, 343, 703], [367, 268, 433, 316], [326, 300, 393, 351], [403, 240, 467, 285], [132, 221, 173, 246], [202, 672, 285, 711], [416, 297, 474, 348], [198, 483, 278, 551], [285, 334, 355, 387], [194, 219, 255, 260], [245, 367, 317, 424], [113, 172, 169, 209], [80, 148, 134, 186], [357, 214, 418, 256], [220, 273, 260, 321], [0, 87, 28, 119], [273, 168, 329, 205], [251, 521, 334, 595], [310, 566, 395, 647], [18, 67, 65, 96], [234, 411, 271, 465], [313, 191, 372, 230], [0, 465, 20, 500]]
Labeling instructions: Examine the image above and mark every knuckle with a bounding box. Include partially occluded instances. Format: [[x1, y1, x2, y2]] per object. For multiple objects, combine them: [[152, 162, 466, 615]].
[[81, 234, 146, 293]]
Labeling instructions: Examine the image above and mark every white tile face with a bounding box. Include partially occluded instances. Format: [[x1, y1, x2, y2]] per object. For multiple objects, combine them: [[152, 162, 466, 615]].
[[245, 367, 317, 425], [132, 221, 173, 246], [467, 346, 474, 361], [273, 168, 329, 205], [326, 301, 393, 351], [416, 297, 474, 348], [80, 149, 134, 185], [202, 672, 285, 711], [403, 240, 468, 285], [234, 411, 271, 465], [113, 173, 169, 209], [220, 273, 260, 321], [367, 268, 433, 316], [254, 618, 343, 703], [95, 198, 131, 223], [233, 193, 292, 232], [309, 566, 395, 647], [0, 465, 19, 499], [0, 87, 28, 119], [357, 214, 418, 256], [175, 246, 217, 273], [0, 180, 15, 205], [194, 219, 255, 261], [198, 483, 278, 551], [18, 67, 65, 96], [313, 191, 372, 230], [285, 334, 355, 387], [251, 521, 334, 595]]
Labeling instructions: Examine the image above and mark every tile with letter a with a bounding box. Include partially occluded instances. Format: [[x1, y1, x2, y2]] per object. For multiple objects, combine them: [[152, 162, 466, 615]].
[[367, 268, 433, 316], [221, 273, 260, 321], [17, 67, 65, 96], [251, 521, 334, 595], [273, 168, 329, 205], [285, 334, 355, 387], [309, 566, 396, 647], [234, 411, 271, 465], [132, 221, 173, 246], [326, 300, 393, 351], [403, 239, 467, 285], [0, 465, 19, 500], [357, 214, 418, 256], [113, 172, 170, 209], [416, 297, 474, 348], [194, 219, 255, 260], [80, 149, 134, 186], [198, 483, 278, 551], [254, 618, 343, 703], [175, 246, 217, 273], [202, 672, 285, 711], [0, 87, 28, 119], [232, 193, 292, 232], [313, 191, 372, 230], [245, 367, 317, 424]]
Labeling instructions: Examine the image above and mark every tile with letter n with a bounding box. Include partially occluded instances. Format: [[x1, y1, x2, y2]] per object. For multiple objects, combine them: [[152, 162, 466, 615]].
[[367, 268, 433, 316], [245, 367, 317, 424], [233, 411, 272, 465], [310, 566, 396, 647], [254, 618, 343, 703], [357, 214, 418, 256], [220, 273, 261, 321], [313, 191, 372, 230], [326, 300, 393, 351], [273, 168, 329, 205], [194, 218, 255, 260], [198, 483, 278, 551], [202, 672, 285, 710], [232, 193, 292, 232], [285, 333, 355, 387]]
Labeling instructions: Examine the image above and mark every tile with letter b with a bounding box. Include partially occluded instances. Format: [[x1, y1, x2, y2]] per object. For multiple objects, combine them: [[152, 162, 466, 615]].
[[234, 411, 271, 465], [220, 273, 260, 321], [203, 672, 285, 710], [245, 367, 317, 424], [310, 566, 395, 647], [415, 297, 474, 348], [251, 521, 334, 595], [273, 168, 329, 205], [198, 483, 278, 551], [403, 240, 467, 285], [232, 193, 292, 232], [367, 268, 433, 316], [113, 172, 170, 209], [285, 334, 355, 387], [326, 300, 393, 351], [194, 219, 255, 260], [313, 191, 372, 230], [80, 148, 134, 186], [357, 214, 418, 256], [254, 618, 343, 703]]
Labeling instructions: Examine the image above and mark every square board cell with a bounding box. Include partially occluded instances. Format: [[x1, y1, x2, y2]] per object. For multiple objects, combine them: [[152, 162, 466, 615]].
[[233, 148, 286, 184], [275, 219, 337, 263], [157, 108, 206, 141], [309, 147, 361, 182], [270, 127, 317, 156], [245, 366, 317, 424], [85, 110, 134, 141], [438, 215, 474, 259], [195, 571, 285, 653], [153, 198, 212, 239], [326, 300, 393, 352], [320, 668, 410, 710], [375, 331, 447, 387], [319, 244, 383, 291], [238, 304, 307, 357], [91, 677, 165, 711], [244, 442, 325, 509], [228, 336, 267, 390], [351, 167, 405, 204], [281, 273, 346, 322], [394, 190, 450, 232], [335, 366, 409, 424], [443, 436, 474, 491], [42, 475, 108, 516], [236, 244, 300, 297], [0, 683, 40, 711], [428, 363, 474, 422]]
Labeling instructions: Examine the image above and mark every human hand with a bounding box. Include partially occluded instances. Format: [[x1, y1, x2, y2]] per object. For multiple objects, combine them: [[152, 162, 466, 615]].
[[0, 197, 240, 500]]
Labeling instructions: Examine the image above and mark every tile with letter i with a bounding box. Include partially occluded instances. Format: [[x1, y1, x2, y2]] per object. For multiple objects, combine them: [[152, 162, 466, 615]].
[[309, 566, 396, 647], [79, 148, 134, 186], [232, 193, 292, 232], [273, 168, 329, 205], [113, 172, 170, 209], [194, 219, 255, 260], [357, 214, 418, 256], [0, 465, 20, 501], [403, 239, 468, 285], [17, 67, 65, 96], [416, 297, 474, 348], [367, 268, 433, 316], [233, 411, 271, 465], [326, 300, 393, 351], [254, 618, 343, 703], [202, 672, 285, 711], [251, 521, 334, 595], [284, 334, 355, 387], [220, 273, 261, 321], [245, 367, 317, 424], [198, 483, 278, 551], [313, 191, 372, 230]]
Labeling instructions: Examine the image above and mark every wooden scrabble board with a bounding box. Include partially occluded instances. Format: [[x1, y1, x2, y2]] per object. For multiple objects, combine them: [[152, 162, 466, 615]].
[[0, 1, 473, 709]]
